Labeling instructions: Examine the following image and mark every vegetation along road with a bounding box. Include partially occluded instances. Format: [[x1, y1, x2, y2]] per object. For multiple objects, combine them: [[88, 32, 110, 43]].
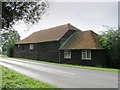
[[0, 57, 118, 88]]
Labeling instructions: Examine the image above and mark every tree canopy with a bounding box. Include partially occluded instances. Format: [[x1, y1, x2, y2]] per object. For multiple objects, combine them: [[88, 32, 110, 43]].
[[100, 26, 120, 68], [0, 1, 49, 30], [1, 30, 20, 56]]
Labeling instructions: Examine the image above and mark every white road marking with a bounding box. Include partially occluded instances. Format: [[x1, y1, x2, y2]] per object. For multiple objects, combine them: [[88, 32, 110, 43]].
[[54, 69, 74, 75]]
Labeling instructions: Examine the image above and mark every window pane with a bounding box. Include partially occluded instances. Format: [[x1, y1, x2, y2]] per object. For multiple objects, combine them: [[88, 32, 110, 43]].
[[83, 53, 86, 58], [64, 52, 67, 56], [87, 51, 90, 58], [68, 51, 71, 58], [18, 45, 20, 47], [82, 50, 91, 60], [30, 44, 34, 50], [64, 51, 71, 59], [64, 51, 68, 58], [87, 52, 89, 58]]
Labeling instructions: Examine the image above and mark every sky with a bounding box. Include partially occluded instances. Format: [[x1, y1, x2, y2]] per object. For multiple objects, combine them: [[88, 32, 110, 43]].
[[13, 0, 118, 39]]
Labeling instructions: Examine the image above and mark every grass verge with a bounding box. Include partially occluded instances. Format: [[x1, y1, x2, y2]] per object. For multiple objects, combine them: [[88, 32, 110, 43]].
[[0, 54, 118, 73], [58, 64, 118, 73], [0, 66, 56, 88], [0, 54, 8, 58]]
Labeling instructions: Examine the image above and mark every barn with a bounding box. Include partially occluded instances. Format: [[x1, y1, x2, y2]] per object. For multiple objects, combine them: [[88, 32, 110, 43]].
[[14, 23, 106, 66]]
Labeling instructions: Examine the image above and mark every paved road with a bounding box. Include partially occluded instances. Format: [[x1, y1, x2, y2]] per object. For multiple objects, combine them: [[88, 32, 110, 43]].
[[0, 57, 118, 88]]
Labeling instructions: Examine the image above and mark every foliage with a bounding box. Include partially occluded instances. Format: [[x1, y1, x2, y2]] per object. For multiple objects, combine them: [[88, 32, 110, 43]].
[[1, 66, 54, 88], [0, 30, 20, 56], [1, 1, 49, 30], [100, 26, 120, 68]]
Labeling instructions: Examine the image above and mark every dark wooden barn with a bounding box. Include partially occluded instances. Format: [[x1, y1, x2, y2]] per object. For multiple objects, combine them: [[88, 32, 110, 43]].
[[14, 23, 106, 66]]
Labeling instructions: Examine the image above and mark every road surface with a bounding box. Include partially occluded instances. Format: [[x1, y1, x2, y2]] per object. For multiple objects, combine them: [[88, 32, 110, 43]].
[[0, 57, 118, 88]]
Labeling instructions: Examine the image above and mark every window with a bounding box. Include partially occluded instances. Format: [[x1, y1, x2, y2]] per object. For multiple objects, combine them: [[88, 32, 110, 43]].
[[30, 44, 34, 50], [82, 50, 91, 60], [17, 45, 20, 47], [64, 50, 71, 59]]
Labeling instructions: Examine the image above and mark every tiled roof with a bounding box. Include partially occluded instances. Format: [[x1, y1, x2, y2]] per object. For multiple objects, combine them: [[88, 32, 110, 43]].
[[16, 23, 80, 44], [59, 30, 103, 50]]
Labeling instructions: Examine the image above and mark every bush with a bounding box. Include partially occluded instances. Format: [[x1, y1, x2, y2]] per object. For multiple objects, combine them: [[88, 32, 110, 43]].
[[100, 26, 120, 68]]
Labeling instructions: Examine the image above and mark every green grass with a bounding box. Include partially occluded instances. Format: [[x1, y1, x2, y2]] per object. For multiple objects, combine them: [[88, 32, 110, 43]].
[[58, 64, 118, 73], [0, 66, 56, 88], [13, 57, 118, 73], [0, 54, 118, 73], [0, 54, 8, 58]]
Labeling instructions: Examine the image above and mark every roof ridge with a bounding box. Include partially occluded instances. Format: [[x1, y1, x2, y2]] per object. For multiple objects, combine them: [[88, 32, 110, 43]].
[[66, 23, 70, 30], [59, 31, 82, 50], [30, 23, 72, 34], [59, 31, 77, 49]]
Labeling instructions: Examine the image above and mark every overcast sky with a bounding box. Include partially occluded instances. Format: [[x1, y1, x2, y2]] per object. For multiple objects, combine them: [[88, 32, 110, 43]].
[[13, 1, 118, 39]]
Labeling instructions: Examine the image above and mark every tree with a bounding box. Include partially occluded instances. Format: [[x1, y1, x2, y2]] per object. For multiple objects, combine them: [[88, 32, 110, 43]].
[[1, 30, 20, 56], [100, 26, 120, 68], [0, 1, 49, 30]]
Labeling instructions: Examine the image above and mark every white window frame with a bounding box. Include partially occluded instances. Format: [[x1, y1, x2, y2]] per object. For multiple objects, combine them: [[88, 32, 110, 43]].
[[82, 50, 91, 60], [29, 44, 34, 50], [64, 50, 71, 59]]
